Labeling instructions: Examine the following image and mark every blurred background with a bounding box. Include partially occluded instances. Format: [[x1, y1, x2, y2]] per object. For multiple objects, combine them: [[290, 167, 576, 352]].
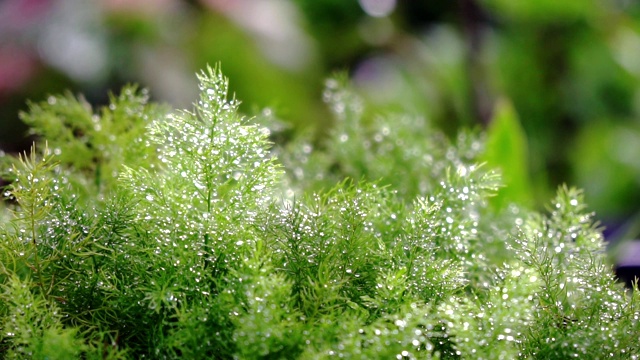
[[2, 0, 640, 248]]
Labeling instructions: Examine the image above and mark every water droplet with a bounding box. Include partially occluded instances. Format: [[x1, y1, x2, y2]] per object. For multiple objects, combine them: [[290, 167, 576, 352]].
[[252, 184, 265, 191]]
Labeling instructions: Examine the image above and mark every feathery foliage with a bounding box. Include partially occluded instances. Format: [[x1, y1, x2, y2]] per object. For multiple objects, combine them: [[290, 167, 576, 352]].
[[1, 66, 637, 359]]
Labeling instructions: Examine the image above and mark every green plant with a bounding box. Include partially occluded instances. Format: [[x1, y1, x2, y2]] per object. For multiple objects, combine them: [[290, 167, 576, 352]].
[[1, 66, 638, 359]]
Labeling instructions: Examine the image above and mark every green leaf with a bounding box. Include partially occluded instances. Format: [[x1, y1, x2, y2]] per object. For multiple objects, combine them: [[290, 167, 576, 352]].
[[481, 98, 533, 209]]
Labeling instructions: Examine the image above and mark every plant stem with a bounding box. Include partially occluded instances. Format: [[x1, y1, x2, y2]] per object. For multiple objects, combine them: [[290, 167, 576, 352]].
[[30, 184, 47, 298]]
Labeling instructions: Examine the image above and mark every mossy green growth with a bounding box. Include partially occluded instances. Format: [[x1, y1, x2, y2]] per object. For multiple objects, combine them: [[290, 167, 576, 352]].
[[1, 66, 638, 359]]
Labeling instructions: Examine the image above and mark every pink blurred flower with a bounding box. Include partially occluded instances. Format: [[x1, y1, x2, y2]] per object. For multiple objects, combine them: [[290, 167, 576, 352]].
[[0, 49, 38, 95]]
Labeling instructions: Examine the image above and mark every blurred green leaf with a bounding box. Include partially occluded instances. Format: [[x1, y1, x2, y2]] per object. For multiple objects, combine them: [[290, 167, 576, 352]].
[[481, 98, 533, 209], [571, 122, 640, 218]]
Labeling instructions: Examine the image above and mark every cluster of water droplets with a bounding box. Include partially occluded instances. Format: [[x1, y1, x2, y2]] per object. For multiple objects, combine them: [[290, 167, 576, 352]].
[[410, 164, 497, 260], [435, 261, 543, 358], [222, 252, 303, 359], [308, 303, 447, 359], [264, 182, 390, 312], [278, 75, 489, 218], [323, 77, 365, 124], [508, 186, 640, 357], [116, 67, 285, 335], [0, 274, 75, 358]]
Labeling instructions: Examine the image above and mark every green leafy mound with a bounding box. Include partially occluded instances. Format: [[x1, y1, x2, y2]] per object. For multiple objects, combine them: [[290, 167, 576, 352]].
[[1, 66, 638, 359]]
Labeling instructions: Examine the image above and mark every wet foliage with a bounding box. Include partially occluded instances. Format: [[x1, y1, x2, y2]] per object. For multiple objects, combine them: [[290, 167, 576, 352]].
[[1, 67, 638, 359]]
